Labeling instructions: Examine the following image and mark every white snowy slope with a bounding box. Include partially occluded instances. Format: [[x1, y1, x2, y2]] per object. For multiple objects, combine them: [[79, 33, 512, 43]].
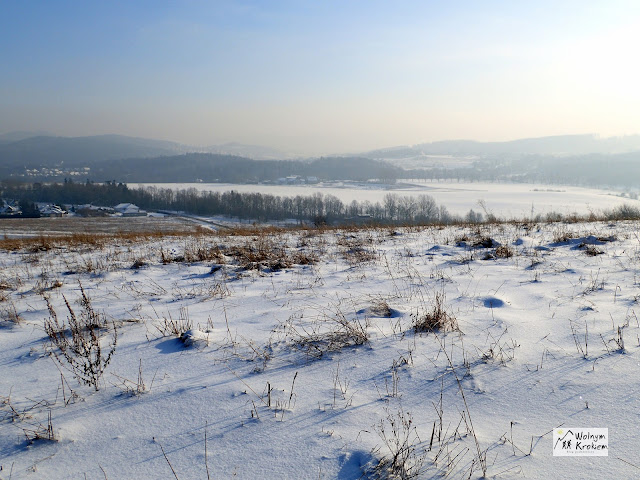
[[1, 222, 640, 479]]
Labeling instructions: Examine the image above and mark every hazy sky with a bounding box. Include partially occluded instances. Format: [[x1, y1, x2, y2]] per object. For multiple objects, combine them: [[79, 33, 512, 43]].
[[1, 0, 639, 154]]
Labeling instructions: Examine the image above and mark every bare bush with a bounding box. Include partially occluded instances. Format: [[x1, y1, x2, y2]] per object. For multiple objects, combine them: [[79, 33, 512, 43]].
[[582, 244, 604, 256], [182, 240, 225, 264], [0, 300, 22, 326], [495, 245, 514, 258], [552, 227, 575, 244], [338, 235, 378, 265], [606, 203, 640, 220], [412, 292, 458, 333], [370, 409, 426, 480], [226, 239, 292, 271], [282, 310, 369, 358], [44, 288, 117, 391]]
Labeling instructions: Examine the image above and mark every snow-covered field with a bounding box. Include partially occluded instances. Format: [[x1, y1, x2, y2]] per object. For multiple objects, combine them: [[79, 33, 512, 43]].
[[132, 181, 638, 218], [2, 221, 640, 479]]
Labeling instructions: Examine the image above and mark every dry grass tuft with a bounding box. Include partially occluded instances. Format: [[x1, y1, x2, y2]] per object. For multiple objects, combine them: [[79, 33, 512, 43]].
[[412, 292, 458, 333], [154, 307, 193, 337], [494, 245, 514, 258], [582, 244, 604, 256], [282, 311, 370, 359], [0, 301, 22, 326]]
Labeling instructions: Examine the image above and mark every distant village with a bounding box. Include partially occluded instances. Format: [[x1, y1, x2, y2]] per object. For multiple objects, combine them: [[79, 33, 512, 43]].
[[274, 175, 318, 185], [0, 200, 148, 218]]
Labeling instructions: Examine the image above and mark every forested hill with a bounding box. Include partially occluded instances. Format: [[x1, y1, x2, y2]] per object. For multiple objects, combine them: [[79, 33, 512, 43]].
[[2, 150, 402, 183], [97, 154, 400, 183], [0, 135, 187, 168]]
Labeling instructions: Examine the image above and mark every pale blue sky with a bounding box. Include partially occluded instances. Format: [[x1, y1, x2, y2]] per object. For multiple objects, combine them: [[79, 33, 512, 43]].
[[1, 1, 639, 154]]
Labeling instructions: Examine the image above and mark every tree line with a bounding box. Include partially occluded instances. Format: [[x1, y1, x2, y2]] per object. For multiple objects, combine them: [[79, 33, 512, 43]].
[[0, 180, 457, 224]]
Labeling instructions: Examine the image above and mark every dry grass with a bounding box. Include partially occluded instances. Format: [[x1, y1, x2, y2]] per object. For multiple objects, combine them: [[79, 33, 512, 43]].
[[495, 245, 514, 258], [371, 409, 426, 479], [44, 286, 117, 391], [22, 410, 57, 444], [338, 234, 379, 265], [281, 310, 370, 359], [0, 231, 200, 252], [552, 228, 576, 244], [412, 292, 458, 333], [154, 307, 193, 337], [582, 244, 604, 256], [0, 301, 22, 326]]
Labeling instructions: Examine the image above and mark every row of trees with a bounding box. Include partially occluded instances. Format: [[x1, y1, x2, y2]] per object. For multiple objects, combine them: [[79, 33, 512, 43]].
[[139, 186, 453, 224], [0, 180, 458, 224]]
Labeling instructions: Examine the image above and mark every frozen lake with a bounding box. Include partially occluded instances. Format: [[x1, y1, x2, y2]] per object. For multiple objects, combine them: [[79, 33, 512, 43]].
[[131, 181, 637, 219]]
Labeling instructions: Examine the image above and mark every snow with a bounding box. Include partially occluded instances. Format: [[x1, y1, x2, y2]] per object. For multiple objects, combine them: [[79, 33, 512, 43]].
[[131, 181, 639, 218], [1, 221, 640, 478]]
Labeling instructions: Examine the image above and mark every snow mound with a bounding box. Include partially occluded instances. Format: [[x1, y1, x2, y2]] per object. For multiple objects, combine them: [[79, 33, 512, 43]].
[[179, 329, 210, 348]]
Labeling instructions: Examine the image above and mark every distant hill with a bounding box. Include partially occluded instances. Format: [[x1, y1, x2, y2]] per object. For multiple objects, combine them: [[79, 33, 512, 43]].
[[88, 154, 400, 183], [0, 134, 190, 168], [0, 142, 402, 183], [0, 133, 400, 182], [366, 134, 640, 159], [0, 130, 53, 144], [0, 134, 296, 174], [3, 132, 640, 187]]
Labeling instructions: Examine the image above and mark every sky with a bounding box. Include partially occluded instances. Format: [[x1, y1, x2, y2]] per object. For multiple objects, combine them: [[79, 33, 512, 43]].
[[1, 0, 639, 155]]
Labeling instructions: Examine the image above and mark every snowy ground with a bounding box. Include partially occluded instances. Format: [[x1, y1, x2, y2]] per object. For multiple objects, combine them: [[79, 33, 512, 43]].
[[132, 181, 637, 218], [1, 221, 640, 479]]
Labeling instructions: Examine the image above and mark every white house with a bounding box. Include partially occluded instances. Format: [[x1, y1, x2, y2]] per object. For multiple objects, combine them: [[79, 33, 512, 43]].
[[38, 204, 66, 217], [113, 203, 147, 217]]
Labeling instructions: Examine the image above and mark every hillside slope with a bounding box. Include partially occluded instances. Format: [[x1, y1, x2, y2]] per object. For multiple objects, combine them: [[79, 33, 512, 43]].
[[1, 221, 638, 479]]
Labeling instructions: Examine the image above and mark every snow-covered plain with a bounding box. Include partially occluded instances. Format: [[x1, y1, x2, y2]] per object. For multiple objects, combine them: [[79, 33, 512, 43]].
[[132, 181, 638, 218], [2, 221, 640, 479]]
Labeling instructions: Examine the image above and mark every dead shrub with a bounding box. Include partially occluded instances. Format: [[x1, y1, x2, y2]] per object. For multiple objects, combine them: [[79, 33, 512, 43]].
[[494, 245, 514, 258], [0, 230, 198, 253], [226, 237, 293, 271], [412, 292, 458, 333], [471, 236, 497, 248], [370, 409, 425, 480], [131, 258, 147, 269], [0, 300, 22, 326], [44, 288, 117, 391], [182, 241, 225, 263], [552, 228, 575, 244], [282, 311, 369, 359], [291, 250, 318, 265], [583, 244, 604, 256]]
